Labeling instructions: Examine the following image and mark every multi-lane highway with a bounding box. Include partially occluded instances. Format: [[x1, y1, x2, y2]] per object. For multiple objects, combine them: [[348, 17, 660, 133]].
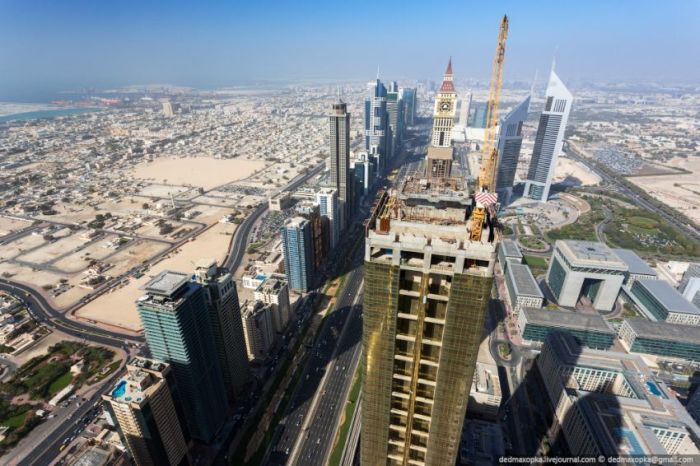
[[294, 285, 363, 465], [267, 242, 364, 465]]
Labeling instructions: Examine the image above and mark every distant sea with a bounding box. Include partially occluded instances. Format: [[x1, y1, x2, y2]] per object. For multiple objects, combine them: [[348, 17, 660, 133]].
[[0, 107, 102, 122]]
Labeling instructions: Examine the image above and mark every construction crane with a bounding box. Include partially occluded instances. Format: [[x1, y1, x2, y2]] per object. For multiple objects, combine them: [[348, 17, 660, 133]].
[[471, 15, 508, 242]]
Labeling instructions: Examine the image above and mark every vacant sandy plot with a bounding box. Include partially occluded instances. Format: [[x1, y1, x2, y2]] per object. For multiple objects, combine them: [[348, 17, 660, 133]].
[[132, 157, 266, 190], [102, 240, 171, 277], [629, 156, 700, 224], [553, 157, 601, 186], [76, 222, 236, 331], [138, 184, 192, 199], [0, 234, 47, 261], [0, 217, 33, 237], [19, 233, 89, 265], [0, 262, 64, 290]]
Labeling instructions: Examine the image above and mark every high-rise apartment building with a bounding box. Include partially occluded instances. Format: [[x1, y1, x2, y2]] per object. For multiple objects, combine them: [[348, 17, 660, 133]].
[[254, 275, 291, 334], [387, 81, 403, 159], [295, 201, 325, 271], [494, 96, 529, 206], [137, 271, 228, 443], [241, 300, 275, 361], [282, 217, 314, 292], [538, 332, 700, 457], [399, 87, 417, 127], [524, 70, 572, 201], [457, 92, 471, 128], [316, 187, 339, 250], [365, 78, 389, 177], [362, 176, 498, 465], [469, 103, 488, 129], [329, 100, 353, 230], [103, 358, 188, 466], [193, 260, 251, 395]]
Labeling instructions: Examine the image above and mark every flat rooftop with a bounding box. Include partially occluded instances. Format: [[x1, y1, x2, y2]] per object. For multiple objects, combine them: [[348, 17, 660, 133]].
[[507, 263, 543, 298], [143, 270, 190, 297], [556, 240, 627, 271], [500, 239, 522, 259], [612, 249, 656, 277], [635, 279, 700, 315], [623, 318, 700, 343], [523, 307, 614, 333]]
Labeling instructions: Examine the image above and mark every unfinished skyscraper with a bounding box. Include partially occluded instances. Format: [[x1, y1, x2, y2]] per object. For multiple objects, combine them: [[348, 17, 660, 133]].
[[361, 60, 500, 466], [362, 179, 499, 465]]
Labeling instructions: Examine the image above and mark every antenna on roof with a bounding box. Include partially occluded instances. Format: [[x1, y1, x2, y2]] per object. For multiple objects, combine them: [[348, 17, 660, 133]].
[[551, 46, 559, 73]]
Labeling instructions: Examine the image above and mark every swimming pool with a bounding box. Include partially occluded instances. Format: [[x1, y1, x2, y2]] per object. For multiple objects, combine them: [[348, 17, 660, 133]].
[[112, 380, 127, 398], [646, 381, 667, 398]]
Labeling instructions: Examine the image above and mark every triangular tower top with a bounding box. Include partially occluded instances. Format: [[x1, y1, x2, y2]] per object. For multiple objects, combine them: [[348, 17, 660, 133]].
[[440, 57, 455, 92]]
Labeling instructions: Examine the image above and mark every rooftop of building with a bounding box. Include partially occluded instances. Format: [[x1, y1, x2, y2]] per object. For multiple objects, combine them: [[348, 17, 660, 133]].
[[142, 270, 191, 298], [106, 358, 167, 406], [543, 332, 700, 456], [507, 263, 543, 298], [556, 240, 628, 271], [284, 216, 309, 229], [634, 279, 700, 315], [623, 318, 700, 343], [500, 238, 522, 259], [255, 275, 287, 294], [242, 299, 271, 317], [612, 249, 657, 277], [522, 307, 614, 334]]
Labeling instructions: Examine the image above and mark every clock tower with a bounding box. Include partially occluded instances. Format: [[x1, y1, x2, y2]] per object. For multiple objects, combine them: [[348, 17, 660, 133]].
[[430, 58, 457, 147], [427, 58, 457, 180]]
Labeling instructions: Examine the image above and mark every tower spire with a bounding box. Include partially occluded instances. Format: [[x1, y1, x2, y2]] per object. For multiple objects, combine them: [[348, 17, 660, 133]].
[[445, 56, 453, 76]]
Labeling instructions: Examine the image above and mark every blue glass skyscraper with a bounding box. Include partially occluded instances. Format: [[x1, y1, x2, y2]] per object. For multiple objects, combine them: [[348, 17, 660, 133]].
[[364, 78, 389, 177], [137, 271, 228, 444], [282, 217, 314, 292]]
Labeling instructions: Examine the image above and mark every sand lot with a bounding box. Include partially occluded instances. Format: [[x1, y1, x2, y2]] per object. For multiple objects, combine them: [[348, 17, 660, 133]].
[[131, 157, 266, 190], [76, 222, 236, 331], [553, 157, 602, 186], [0, 216, 33, 237], [629, 156, 700, 224]]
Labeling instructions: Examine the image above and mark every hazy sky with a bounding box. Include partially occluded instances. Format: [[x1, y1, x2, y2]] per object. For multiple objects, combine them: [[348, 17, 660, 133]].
[[1, 0, 699, 100]]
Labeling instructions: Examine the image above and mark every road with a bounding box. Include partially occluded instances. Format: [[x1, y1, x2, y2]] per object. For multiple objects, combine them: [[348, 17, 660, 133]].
[[222, 163, 325, 272], [0, 278, 143, 347], [567, 145, 699, 241], [294, 285, 363, 465], [267, 245, 364, 465]]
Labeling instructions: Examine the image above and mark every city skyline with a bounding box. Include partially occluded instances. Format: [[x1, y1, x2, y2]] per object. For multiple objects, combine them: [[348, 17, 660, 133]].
[[2, 1, 700, 101]]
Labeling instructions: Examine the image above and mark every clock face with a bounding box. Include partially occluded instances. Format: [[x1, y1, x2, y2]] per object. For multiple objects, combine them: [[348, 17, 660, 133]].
[[440, 101, 451, 111]]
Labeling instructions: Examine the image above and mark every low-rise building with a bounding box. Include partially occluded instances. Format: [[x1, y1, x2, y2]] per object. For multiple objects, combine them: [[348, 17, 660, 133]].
[[497, 238, 523, 273], [618, 319, 700, 361], [629, 279, 700, 325], [518, 307, 615, 349], [467, 362, 502, 421], [546, 240, 627, 311], [504, 263, 544, 318], [612, 248, 657, 286]]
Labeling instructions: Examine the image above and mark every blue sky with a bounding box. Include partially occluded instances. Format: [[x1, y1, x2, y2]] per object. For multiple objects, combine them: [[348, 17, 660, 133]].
[[1, 0, 698, 99]]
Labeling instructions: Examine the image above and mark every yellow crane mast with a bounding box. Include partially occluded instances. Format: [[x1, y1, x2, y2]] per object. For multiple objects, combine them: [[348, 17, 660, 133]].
[[471, 15, 508, 242]]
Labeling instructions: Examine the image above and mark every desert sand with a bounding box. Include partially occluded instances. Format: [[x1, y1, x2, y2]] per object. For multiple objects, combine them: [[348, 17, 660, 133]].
[[629, 156, 700, 224], [131, 157, 266, 190], [553, 157, 602, 186], [76, 222, 236, 331]]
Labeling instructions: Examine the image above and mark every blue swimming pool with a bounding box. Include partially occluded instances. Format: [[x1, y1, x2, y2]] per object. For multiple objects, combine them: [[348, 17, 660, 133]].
[[112, 380, 127, 398], [616, 427, 645, 456], [646, 381, 666, 398]]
